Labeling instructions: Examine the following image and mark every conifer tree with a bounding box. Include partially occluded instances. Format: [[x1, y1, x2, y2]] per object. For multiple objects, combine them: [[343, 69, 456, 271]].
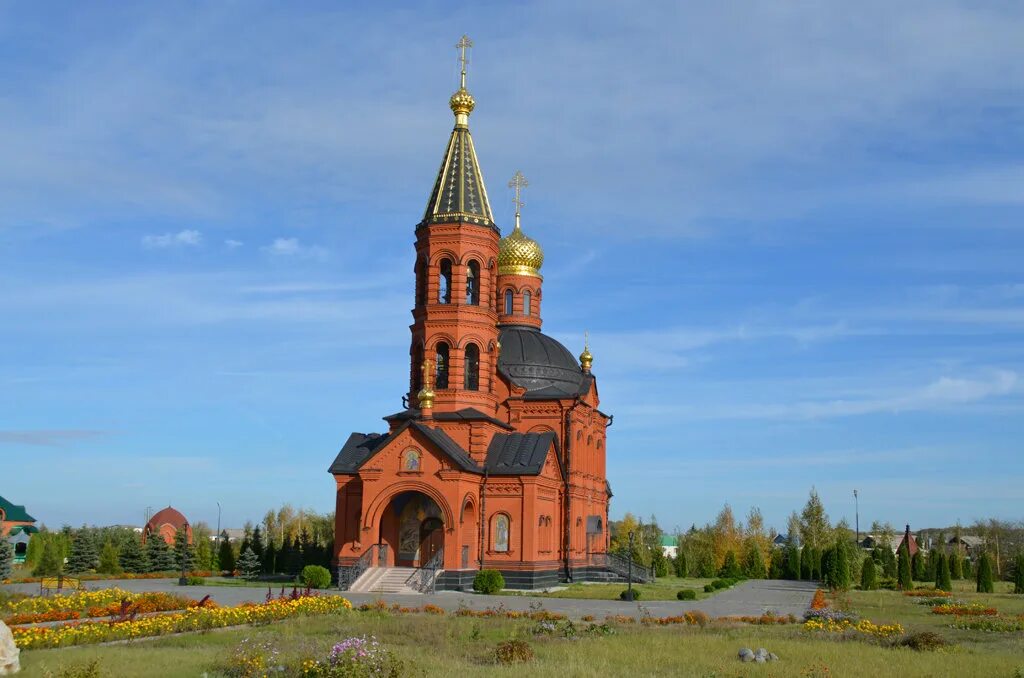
[[719, 550, 742, 578], [65, 531, 99, 574], [962, 556, 972, 579], [238, 547, 261, 581], [97, 539, 122, 575], [194, 536, 212, 571], [897, 543, 912, 591], [119, 534, 149, 574], [800, 548, 811, 580], [768, 548, 784, 579], [0, 540, 13, 581], [936, 552, 952, 592], [285, 535, 303, 575], [33, 538, 63, 576], [860, 556, 878, 590], [976, 552, 994, 593], [251, 526, 265, 568], [950, 551, 963, 580], [923, 548, 938, 582], [835, 537, 851, 591], [262, 541, 276, 575], [743, 542, 767, 579], [145, 534, 176, 572], [674, 549, 688, 578], [1013, 553, 1024, 595], [911, 551, 925, 581], [173, 526, 194, 573], [785, 545, 801, 580], [881, 546, 897, 579], [218, 534, 236, 573]]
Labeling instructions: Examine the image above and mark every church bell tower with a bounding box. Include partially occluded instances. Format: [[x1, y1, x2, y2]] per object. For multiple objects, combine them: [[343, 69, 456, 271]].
[[409, 36, 501, 416]]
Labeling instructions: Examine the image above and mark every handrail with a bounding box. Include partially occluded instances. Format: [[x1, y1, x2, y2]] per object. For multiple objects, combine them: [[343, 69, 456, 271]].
[[597, 552, 654, 583], [338, 546, 376, 590], [409, 547, 444, 593]]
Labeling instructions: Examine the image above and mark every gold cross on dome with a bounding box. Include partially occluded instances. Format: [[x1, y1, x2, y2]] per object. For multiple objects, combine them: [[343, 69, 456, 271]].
[[508, 171, 528, 224], [455, 35, 473, 89]]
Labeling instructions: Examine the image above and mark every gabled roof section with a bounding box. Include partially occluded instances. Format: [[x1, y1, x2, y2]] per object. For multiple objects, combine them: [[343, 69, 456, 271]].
[[419, 123, 495, 229], [485, 431, 558, 476], [0, 495, 35, 523], [328, 421, 483, 475], [383, 407, 514, 430]]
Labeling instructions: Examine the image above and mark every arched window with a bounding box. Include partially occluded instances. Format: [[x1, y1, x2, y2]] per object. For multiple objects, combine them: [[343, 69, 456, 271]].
[[464, 343, 480, 390], [492, 514, 510, 552], [415, 259, 426, 307], [466, 260, 480, 305], [504, 289, 514, 315], [438, 259, 452, 304], [435, 343, 450, 389], [523, 290, 531, 316]]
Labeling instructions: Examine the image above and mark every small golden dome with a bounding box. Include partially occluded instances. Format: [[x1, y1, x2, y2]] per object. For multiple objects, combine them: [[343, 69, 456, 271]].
[[417, 384, 435, 410], [449, 87, 476, 117], [498, 223, 544, 277], [579, 347, 593, 371]]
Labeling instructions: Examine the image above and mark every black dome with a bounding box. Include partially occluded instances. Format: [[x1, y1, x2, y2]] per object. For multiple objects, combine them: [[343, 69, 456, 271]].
[[498, 326, 589, 399]]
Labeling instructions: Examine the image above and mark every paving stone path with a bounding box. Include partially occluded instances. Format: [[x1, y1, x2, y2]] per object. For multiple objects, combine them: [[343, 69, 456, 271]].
[[3, 578, 817, 620]]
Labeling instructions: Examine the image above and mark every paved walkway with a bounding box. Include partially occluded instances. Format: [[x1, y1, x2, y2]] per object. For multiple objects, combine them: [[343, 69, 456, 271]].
[[2, 578, 816, 620]]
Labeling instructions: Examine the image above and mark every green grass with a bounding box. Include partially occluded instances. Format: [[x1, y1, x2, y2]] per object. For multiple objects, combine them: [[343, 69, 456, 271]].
[[500, 576, 716, 601], [17, 605, 1024, 678]]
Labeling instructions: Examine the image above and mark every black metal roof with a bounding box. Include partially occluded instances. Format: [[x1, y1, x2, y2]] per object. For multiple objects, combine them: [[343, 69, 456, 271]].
[[418, 124, 496, 229], [328, 420, 483, 475], [498, 326, 591, 399], [485, 431, 558, 476], [383, 407, 513, 430]]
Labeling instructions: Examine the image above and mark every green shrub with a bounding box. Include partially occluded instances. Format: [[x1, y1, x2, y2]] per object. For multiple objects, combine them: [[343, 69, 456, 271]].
[[718, 550, 743, 579], [860, 557, 878, 590], [935, 553, 952, 592], [301, 564, 331, 589], [473, 569, 505, 594], [1013, 553, 1024, 595], [703, 584, 715, 593], [676, 589, 697, 600], [897, 543, 912, 591], [900, 631, 949, 652], [619, 588, 641, 600], [493, 639, 533, 665], [184, 576, 205, 585], [977, 552, 994, 593], [710, 578, 737, 590], [44, 660, 103, 678]]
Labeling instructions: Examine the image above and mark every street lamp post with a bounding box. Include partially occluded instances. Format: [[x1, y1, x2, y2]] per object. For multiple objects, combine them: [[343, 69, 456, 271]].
[[854, 490, 860, 546], [625, 531, 635, 602]]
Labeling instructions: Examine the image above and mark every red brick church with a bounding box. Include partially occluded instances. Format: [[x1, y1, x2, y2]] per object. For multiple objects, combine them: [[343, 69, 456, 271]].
[[330, 38, 613, 590]]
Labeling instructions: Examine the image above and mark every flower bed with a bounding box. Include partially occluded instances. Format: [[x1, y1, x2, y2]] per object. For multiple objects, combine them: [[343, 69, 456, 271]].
[[3, 609, 81, 625], [2, 589, 137, 616], [12, 595, 353, 649], [11, 571, 220, 584], [803, 617, 904, 640], [949, 616, 1024, 633], [809, 589, 828, 611], [931, 603, 997, 616], [3, 589, 201, 625], [903, 589, 952, 598]]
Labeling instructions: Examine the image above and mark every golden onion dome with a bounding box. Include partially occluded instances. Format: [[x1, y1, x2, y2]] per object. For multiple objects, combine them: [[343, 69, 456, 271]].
[[449, 87, 476, 117], [579, 346, 593, 372], [498, 223, 544, 277]]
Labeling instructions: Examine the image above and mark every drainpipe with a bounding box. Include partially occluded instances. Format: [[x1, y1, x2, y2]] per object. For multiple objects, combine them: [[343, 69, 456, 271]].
[[563, 397, 583, 582], [479, 469, 488, 573]]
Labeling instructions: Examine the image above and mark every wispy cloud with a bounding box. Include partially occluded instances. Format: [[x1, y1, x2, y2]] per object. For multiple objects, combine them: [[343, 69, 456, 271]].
[[261, 238, 328, 261], [141, 229, 202, 249], [224, 239, 243, 249], [0, 429, 108, 447]]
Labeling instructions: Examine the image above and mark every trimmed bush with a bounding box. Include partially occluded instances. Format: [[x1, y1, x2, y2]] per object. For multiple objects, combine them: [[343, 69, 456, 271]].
[[860, 557, 878, 590], [301, 564, 331, 589], [897, 543, 912, 591], [676, 589, 697, 600], [619, 588, 641, 601], [936, 553, 952, 592], [473, 569, 505, 594], [184, 576, 205, 585], [703, 584, 715, 593], [976, 552, 994, 593]]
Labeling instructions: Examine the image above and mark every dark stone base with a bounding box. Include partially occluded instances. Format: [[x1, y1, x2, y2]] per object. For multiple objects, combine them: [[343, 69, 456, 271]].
[[435, 566, 620, 592]]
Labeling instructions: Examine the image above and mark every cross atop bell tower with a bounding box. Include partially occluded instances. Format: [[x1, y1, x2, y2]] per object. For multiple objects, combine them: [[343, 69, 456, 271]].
[[456, 34, 473, 90]]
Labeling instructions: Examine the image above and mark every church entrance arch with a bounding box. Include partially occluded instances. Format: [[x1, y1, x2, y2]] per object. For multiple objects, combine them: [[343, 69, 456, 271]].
[[379, 491, 446, 567]]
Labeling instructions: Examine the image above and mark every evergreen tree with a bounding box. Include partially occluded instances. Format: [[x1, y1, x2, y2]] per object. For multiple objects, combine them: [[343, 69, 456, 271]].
[[145, 534, 176, 572], [743, 542, 767, 579], [860, 556, 878, 590], [238, 547, 261, 581], [768, 548, 784, 579], [262, 541, 277, 575], [65, 531, 99, 574], [718, 550, 742, 578], [674, 549, 688, 578], [250, 526, 265, 565], [936, 552, 952, 592], [218, 535, 236, 573], [119, 534, 149, 574], [800, 548, 811, 580], [897, 543, 912, 591], [0, 540, 13, 581], [911, 552, 925, 581], [962, 557, 973, 579], [785, 545, 801, 580], [950, 551, 963, 580], [1013, 553, 1024, 595], [97, 539, 122, 575], [976, 552, 994, 593], [820, 547, 836, 587], [881, 546, 897, 579], [923, 548, 938, 583], [33, 538, 63, 576], [173, 526, 195, 573], [194, 536, 213, 571], [835, 537, 851, 591], [285, 535, 303, 575]]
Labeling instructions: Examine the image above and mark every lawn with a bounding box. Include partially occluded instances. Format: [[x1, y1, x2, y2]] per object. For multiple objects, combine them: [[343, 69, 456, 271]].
[[501, 576, 716, 601]]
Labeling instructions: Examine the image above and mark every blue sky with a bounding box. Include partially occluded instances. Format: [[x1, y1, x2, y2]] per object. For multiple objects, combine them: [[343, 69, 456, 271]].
[[2, 2, 1022, 535]]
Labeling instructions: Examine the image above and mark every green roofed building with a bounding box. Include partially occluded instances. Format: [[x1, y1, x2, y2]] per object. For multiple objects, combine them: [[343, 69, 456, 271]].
[[1, 495, 38, 563], [661, 534, 678, 559]]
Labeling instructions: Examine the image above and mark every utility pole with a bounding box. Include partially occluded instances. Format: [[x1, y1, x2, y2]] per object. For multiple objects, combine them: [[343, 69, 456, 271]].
[[853, 489, 860, 546], [216, 502, 222, 551]]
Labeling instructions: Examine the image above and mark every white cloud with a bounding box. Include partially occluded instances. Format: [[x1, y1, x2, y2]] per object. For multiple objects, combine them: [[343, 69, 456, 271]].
[[141, 229, 202, 249], [224, 239, 243, 249], [261, 237, 328, 261]]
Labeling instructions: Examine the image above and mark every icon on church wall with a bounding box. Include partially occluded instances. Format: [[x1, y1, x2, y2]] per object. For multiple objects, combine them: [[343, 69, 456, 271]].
[[402, 449, 421, 472], [494, 514, 510, 552]]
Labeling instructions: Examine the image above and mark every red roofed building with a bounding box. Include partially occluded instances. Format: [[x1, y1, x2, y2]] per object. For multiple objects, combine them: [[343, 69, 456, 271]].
[[142, 506, 192, 546], [897, 524, 919, 557]]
